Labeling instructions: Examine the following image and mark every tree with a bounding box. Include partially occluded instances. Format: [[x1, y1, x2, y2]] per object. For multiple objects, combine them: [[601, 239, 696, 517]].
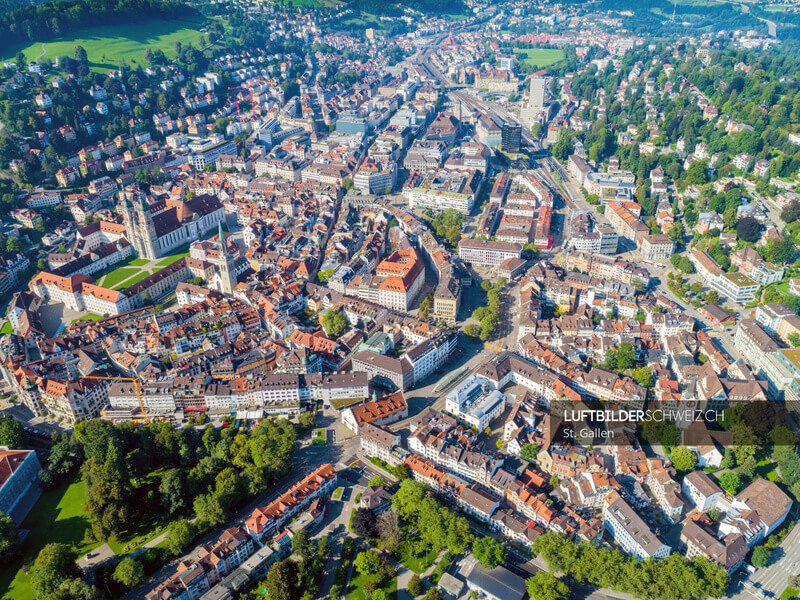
[[718, 471, 742, 494], [520, 443, 539, 462], [723, 207, 738, 229], [264, 560, 299, 600], [159, 469, 187, 514], [781, 199, 800, 224], [0, 511, 19, 560], [392, 479, 428, 520], [615, 342, 636, 369], [408, 574, 425, 597], [73, 45, 88, 63], [113, 557, 145, 588], [354, 549, 384, 576], [684, 160, 708, 185], [317, 269, 334, 284], [549, 475, 560, 488], [352, 508, 377, 538], [736, 216, 761, 243], [705, 290, 720, 305], [322, 309, 348, 338], [342, 178, 353, 191], [633, 367, 654, 388], [526, 572, 570, 600], [298, 411, 315, 430], [291, 529, 313, 562], [789, 333, 800, 348], [472, 538, 507, 568], [668, 222, 685, 243], [670, 446, 698, 472], [369, 475, 385, 487], [766, 237, 796, 264], [424, 588, 442, 600], [165, 519, 194, 555], [377, 509, 400, 545], [31, 543, 79, 598], [50, 577, 104, 600], [193, 493, 225, 526], [752, 545, 772, 567], [0, 418, 25, 448], [419, 296, 431, 320], [464, 324, 481, 338]]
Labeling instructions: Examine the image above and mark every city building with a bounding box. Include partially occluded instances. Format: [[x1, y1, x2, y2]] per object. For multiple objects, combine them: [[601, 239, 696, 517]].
[[501, 124, 522, 154], [639, 234, 674, 262], [444, 375, 506, 431], [0, 449, 41, 518], [603, 492, 671, 559], [711, 272, 759, 305], [245, 464, 337, 541], [341, 391, 409, 434], [458, 239, 522, 268]]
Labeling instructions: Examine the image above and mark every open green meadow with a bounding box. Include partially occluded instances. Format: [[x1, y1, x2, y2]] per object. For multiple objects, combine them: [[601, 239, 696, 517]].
[[0, 474, 99, 600], [513, 48, 564, 68], [5, 16, 223, 73]]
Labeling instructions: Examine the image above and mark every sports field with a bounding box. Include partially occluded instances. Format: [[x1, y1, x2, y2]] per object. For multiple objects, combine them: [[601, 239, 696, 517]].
[[513, 48, 564, 68], [5, 16, 222, 73]]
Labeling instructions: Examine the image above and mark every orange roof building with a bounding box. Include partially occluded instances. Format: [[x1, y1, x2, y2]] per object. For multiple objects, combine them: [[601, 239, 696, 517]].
[[245, 464, 337, 540]]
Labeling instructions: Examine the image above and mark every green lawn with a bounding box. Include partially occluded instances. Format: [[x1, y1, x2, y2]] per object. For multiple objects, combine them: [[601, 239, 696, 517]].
[[513, 48, 564, 68], [70, 313, 104, 324], [4, 16, 223, 73], [156, 251, 190, 267], [393, 541, 434, 574], [0, 321, 11, 335], [0, 474, 100, 600], [755, 459, 782, 482], [346, 572, 397, 600], [128, 258, 150, 267], [114, 270, 154, 290], [106, 522, 167, 556], [99, 267, 139, 288], [781, 588, 798, 600]]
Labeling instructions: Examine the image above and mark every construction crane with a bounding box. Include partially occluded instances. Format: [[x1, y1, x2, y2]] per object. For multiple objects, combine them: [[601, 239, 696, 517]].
[[227, 83, 257, 118], [84, 375, 148, 424]]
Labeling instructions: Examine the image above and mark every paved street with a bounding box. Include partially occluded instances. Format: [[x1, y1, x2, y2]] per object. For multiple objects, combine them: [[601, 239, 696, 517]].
[[731, 521, 800, 599]]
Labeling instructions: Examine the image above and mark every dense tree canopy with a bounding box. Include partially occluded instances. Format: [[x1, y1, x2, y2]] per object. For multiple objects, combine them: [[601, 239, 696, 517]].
[[533, 531, 728, 600]]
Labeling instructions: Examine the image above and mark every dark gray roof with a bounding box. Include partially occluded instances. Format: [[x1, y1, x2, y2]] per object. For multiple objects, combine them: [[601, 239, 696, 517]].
[[466, 565, 526, 600]]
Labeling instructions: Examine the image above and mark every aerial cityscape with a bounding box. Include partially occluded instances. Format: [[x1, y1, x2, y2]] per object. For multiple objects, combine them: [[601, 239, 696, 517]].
[[0, 1, 800, 600]]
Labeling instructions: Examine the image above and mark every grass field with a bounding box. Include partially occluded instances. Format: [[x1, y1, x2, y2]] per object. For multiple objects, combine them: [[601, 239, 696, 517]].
[[513, 48, 564, 68], [393, 542, 434, 575], [99, 267, 138, 288], [112, 270, 153, 290], [0, 321, 11, 335], [0, 474, 99, 600], [4, 16, 222, 73], [156, 251, 190, 267], [98, 246, 192, 289], [346, 572, 397, 600], [71, 313, 104, 324]]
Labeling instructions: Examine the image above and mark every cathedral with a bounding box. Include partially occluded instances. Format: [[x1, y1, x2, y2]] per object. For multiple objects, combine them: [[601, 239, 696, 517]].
[[119, 186, 225, 260]]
